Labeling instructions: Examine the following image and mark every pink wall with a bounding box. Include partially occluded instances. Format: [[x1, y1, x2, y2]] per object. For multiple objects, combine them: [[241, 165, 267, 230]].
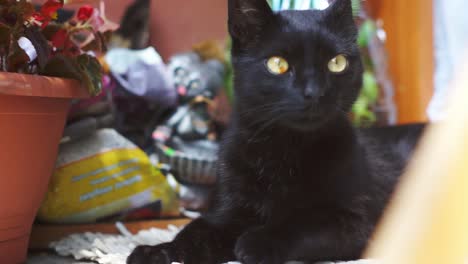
[[102, 0, 133, 23], [149, 0, 228, 60]]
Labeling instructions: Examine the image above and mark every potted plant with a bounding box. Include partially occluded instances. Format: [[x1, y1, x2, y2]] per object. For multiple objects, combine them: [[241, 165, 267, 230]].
[[0, 1, 117, 262]]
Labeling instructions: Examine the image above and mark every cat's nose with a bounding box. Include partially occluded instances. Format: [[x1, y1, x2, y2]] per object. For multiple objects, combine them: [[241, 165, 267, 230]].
[[304, 82, 324, 100]]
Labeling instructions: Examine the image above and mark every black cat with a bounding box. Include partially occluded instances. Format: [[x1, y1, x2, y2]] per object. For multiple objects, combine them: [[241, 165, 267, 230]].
[[127, 0, 425, 263]]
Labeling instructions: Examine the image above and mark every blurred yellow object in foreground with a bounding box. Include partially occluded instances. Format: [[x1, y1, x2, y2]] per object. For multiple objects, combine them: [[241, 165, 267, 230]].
[[366, 58, 468, 263]]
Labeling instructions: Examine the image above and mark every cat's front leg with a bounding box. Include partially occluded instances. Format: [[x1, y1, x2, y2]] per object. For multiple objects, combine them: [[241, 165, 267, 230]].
[[234, 215, 370, 264], [234, 225, 287, 264], [127, 217, 241, 264], [127, 242, 174, 264]]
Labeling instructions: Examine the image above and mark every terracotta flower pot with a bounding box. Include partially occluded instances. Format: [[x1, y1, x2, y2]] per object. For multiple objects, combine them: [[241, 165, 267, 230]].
[[0, 72, 89, 264]]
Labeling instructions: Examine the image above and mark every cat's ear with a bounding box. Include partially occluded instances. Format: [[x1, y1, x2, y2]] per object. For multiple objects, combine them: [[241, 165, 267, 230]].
[[323, 0, 357, 39], [228, 0, 274, 45]]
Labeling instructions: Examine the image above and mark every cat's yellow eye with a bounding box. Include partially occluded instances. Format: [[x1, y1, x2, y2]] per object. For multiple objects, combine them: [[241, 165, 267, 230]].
[[328, 54, 348, 73], [266, 56, 289, 75]]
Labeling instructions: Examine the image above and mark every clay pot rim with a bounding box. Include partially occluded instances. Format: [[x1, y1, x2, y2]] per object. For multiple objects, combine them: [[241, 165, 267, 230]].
[[0, 72, 90, 99]]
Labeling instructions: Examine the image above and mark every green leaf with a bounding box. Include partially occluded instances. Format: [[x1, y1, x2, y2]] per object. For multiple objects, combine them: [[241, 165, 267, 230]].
[[351, 0, 361, 17], [7, 41, 29, 72], [0, 22, 11, 48], [40, 54, 103, 96], [357, 20, 376, 48], [67, 24, 94, 34], [352, 94, 377, 127], [41, 23, 63, 41], [362, 71, 379, 103], [76, 54, 102, 95], [84, 31, 112, 53], [81, 32, 107, 53], [40, 54, 82, 79], [8, 0, 35, 27], [352, 96, 368, 115], [223, 37, 234, 103]]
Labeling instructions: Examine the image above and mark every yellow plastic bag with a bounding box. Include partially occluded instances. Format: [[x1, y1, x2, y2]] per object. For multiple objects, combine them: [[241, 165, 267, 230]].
[[38, 129, 179, 224]]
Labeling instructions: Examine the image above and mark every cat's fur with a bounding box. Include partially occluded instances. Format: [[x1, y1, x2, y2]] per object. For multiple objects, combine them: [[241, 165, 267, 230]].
[[127, 0, 425, 263]]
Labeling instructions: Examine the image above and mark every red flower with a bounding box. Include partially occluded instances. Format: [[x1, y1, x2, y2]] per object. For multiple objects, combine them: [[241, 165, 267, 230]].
[[77, 5, 95, 22], [50, 29, 81, 56], [40, 0, 63, 19], [26, 0, 63, 28], [51, 29, 68, 49], [28, 13, 46, 27]]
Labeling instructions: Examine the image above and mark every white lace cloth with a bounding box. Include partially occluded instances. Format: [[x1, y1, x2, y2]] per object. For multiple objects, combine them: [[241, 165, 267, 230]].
[[50, 222, 375, 264]]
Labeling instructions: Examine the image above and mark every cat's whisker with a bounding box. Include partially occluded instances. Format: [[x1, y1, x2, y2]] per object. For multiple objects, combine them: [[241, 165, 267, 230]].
[[333, 104, 351, 114], [243, 108, 294, 139], [239, 102, 291, 117], [247, 116, 282, 143]]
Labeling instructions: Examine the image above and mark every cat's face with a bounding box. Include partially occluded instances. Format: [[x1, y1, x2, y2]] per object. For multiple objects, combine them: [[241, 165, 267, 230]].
[[229, 0, 363, 130]]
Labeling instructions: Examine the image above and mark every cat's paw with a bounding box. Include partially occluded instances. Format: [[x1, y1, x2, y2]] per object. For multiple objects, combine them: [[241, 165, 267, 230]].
[[234, 227, 284, 264], [127, 243, 174, 264]]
